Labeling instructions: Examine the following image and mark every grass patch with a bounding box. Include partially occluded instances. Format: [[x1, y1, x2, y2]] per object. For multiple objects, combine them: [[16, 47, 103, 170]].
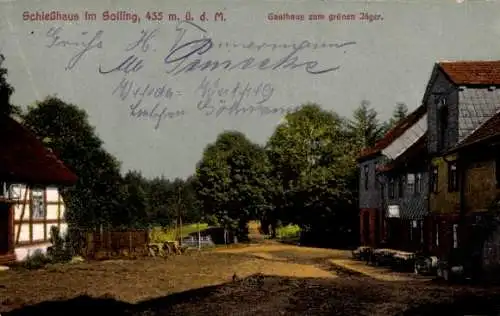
[[276, 224, 301, 240], [150, 223, 210, 243]]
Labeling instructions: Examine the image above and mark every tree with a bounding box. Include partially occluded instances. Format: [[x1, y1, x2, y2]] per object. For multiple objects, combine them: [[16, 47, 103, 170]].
[[346, 100, 385, 150], [387, 102, 409, 129], [146, 176, 176, 226], [181, 176, 203, 224], [195, 131, 271, 241], [266, 103, 358, 246], [0, 55, 20, 116], [121, 170, 149, 228], [22, 97, 126, 229]]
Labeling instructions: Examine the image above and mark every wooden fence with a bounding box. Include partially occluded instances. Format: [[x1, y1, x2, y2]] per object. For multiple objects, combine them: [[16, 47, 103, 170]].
[[72, 229, 150, 259]]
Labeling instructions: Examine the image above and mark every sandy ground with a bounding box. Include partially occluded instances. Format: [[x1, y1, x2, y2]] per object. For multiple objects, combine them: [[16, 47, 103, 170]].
[[2, 241, 500, 315]]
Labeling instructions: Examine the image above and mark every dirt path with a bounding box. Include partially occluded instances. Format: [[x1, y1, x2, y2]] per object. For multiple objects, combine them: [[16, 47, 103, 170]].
[[2, 242, 500, 315], [2, 224, 500, 315], [215, 242, 354, 279]]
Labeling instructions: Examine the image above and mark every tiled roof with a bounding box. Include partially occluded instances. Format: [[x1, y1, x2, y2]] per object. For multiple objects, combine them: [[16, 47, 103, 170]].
[[450, 112, 500, 152], [377, 134, 427, 172], [0, 115, 78, 185], [439, 61, 500, 85], [358, 105, 427, 161]]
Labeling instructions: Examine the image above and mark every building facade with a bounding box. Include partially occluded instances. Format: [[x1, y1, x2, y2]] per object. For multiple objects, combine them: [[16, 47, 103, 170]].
[[357, 105, 427, 249], [358, 60, 500, 261]]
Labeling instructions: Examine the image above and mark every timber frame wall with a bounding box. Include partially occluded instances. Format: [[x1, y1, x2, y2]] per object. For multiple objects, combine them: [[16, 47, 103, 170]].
[[11, 184, 65, 248]]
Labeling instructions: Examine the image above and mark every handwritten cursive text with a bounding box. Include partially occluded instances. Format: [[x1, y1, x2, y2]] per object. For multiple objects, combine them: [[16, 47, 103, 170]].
[[164, 21, 353, 76], [129, 99, 185, 129], [46, 26, 104, 71]]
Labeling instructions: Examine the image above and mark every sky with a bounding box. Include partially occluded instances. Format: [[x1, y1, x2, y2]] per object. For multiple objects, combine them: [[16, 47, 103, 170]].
[[1, 0, 500, 179]]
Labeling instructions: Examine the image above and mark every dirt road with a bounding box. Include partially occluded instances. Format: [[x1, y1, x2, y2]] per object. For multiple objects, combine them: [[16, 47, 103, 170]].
[[2, 241, 500, 315]]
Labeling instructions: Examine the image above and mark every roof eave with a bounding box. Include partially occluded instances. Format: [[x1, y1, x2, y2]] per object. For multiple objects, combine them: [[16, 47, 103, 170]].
[[447, 134, 500, 155], [357, 151, 381, 163]]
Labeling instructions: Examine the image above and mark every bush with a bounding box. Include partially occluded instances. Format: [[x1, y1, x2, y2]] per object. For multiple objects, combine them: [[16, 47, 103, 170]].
[[22, 249, 51, 270], [22, 226, 74, 270], [46, 226, 73, 262]]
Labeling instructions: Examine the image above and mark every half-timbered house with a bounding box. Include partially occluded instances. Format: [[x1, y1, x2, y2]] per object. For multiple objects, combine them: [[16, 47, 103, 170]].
[[0, 115, 77, 264]]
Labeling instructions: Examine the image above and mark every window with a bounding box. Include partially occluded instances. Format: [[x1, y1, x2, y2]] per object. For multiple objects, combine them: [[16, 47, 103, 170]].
[[363, 165, 369, 190], [439, 98, 449, 151], [8, 184, 22, 200], [407, 173, 415, 193], [431, 166, 438, 193], [31, 188, 45, 219], [415, 173, 422, 194], [448, 162, 458, 192], [496, 157, 500, 189], [398, 175, 404, 198], [388, 178, 395, 199], [452, 224, 458, 249]]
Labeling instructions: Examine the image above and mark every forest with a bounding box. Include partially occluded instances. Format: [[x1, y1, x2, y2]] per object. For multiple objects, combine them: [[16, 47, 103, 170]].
[[0, 57, 408, 246]]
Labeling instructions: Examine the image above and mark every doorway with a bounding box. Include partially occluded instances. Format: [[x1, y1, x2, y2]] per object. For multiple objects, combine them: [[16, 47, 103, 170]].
[[0, 202, 10, 254]]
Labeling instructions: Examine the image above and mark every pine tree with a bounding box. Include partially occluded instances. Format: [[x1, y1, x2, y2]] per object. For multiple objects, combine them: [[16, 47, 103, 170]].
[[388, 102, 409, 128], [346, 100, 385, 149]]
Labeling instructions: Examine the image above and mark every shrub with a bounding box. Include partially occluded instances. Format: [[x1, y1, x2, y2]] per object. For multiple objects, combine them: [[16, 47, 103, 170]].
[[22, 226, 74, 269], [22, 249, 51, 270], [46, 226, 73, 263]]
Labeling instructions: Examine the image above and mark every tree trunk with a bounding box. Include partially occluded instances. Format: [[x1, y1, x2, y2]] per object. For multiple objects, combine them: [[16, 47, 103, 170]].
[[270, 222, 277, 239]]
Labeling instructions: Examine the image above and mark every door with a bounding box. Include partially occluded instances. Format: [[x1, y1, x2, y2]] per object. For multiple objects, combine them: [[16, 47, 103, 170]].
[[0, 202, 10, 254]]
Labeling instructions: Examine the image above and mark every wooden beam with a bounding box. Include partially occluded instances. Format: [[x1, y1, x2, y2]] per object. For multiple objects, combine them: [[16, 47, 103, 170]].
[[29, 188, 33, 243], [57, 193, 61, 229], [15, 185, 29, 244], [43, 188, 48, 241], [7, 203, 14, 256], [15, 219, 59, 225], [0, 253, 16, 265]]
